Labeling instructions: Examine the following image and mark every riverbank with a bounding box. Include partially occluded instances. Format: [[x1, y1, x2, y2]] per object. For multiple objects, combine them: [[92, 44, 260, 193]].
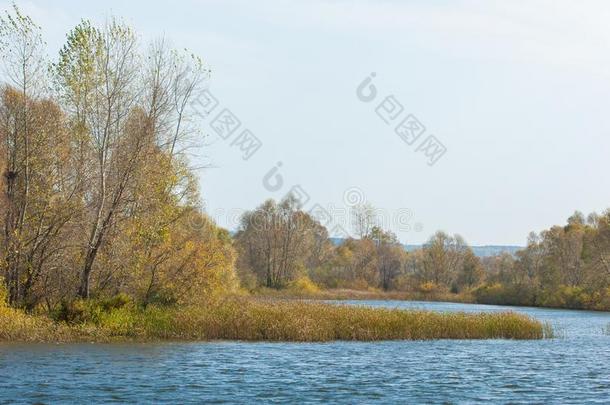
[[254, 286, 610, 312], [254, 287, 476, 303], [0, 297, 550, 342]]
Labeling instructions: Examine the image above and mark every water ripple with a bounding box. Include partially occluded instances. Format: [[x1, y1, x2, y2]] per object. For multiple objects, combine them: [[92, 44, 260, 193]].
[[0, 301, 609, 404]]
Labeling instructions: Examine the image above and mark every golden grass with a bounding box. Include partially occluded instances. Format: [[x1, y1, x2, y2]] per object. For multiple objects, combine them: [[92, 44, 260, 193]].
[[0, 298, 551, 343], [0, 304, 101, 342]]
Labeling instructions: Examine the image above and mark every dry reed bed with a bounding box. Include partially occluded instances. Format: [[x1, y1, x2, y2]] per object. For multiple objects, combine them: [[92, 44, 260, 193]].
[[0, 298, 551, 343]]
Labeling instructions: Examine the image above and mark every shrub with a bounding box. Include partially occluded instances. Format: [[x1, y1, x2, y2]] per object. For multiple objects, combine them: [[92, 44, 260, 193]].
[[52, 294, 133, 324], [0, 278, 7, 308], [539, 286, 590, 309], [288, 276, 321, 295], [348, 278, 373, 291], [418, 282, 442, 294], [473, 283, 536, 307], [596, 288, 610, 311]]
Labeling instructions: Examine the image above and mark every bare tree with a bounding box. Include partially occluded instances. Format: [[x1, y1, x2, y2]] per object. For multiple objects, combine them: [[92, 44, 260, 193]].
[[0, 5, 48, 305], [352, 203, 376, 239], [236, 197, 325, 288]]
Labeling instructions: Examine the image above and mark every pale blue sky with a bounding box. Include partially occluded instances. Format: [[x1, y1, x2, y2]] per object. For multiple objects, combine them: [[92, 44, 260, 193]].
[[5, 0, 610, 245]]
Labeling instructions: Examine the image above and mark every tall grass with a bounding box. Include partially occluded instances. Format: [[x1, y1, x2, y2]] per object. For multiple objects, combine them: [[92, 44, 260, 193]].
[[0, 298, 551, 343], [0, 304, 100, 342]]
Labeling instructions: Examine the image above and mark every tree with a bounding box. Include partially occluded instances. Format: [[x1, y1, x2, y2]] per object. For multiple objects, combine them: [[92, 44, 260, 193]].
[[455, 250, 484, 291], [417, 231, 469, 288], [53, 18, 209, 299], [541, 223, 585, 287], [352, 203, 376, 239], [0, 89, 82, 308], [235, 197, 328, 288], [0, 4, 49, 306], [369, 226, 405, 290], [53, 20, 142, 298], [477, 210, 610, 310], [584, 210, 610, 284]]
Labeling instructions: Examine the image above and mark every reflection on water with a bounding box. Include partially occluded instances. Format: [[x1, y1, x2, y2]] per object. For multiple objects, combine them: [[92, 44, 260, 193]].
[[0, 301, 609, 404]]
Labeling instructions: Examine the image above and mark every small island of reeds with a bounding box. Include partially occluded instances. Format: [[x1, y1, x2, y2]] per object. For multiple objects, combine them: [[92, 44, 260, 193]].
[[0, 297, 551, 343]]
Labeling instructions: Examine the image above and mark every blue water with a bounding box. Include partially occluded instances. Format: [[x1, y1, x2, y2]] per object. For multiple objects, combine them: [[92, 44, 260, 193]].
[[1, 301, 609, 404]]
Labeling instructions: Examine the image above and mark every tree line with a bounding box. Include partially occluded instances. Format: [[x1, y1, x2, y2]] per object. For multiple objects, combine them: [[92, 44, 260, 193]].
[[476, 212, 610, 309], [235, 199, 610, 309], [235, 198, 485, 294]]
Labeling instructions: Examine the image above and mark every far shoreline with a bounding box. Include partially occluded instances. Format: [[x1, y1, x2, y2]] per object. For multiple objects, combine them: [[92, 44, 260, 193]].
[[252, 288, 610, 313]]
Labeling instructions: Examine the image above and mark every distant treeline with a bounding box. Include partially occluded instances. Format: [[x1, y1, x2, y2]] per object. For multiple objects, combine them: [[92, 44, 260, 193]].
[[330, 240, 522, 258], [475, 212, 610, 310], [404, 244, 522, 258], [234, 199, 610, 311]]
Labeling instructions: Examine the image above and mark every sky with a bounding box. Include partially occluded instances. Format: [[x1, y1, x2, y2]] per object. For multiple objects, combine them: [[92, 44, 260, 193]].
[[3, 0, 610, 245]]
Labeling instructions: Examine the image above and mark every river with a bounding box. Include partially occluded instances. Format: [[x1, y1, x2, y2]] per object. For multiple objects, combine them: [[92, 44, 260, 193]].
[[1, 301, 609, 404]]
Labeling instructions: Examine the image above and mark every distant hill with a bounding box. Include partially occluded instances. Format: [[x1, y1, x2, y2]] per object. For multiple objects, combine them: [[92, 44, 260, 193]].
[[405, 244, 522, 257], [329, 238, 522, 257]]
